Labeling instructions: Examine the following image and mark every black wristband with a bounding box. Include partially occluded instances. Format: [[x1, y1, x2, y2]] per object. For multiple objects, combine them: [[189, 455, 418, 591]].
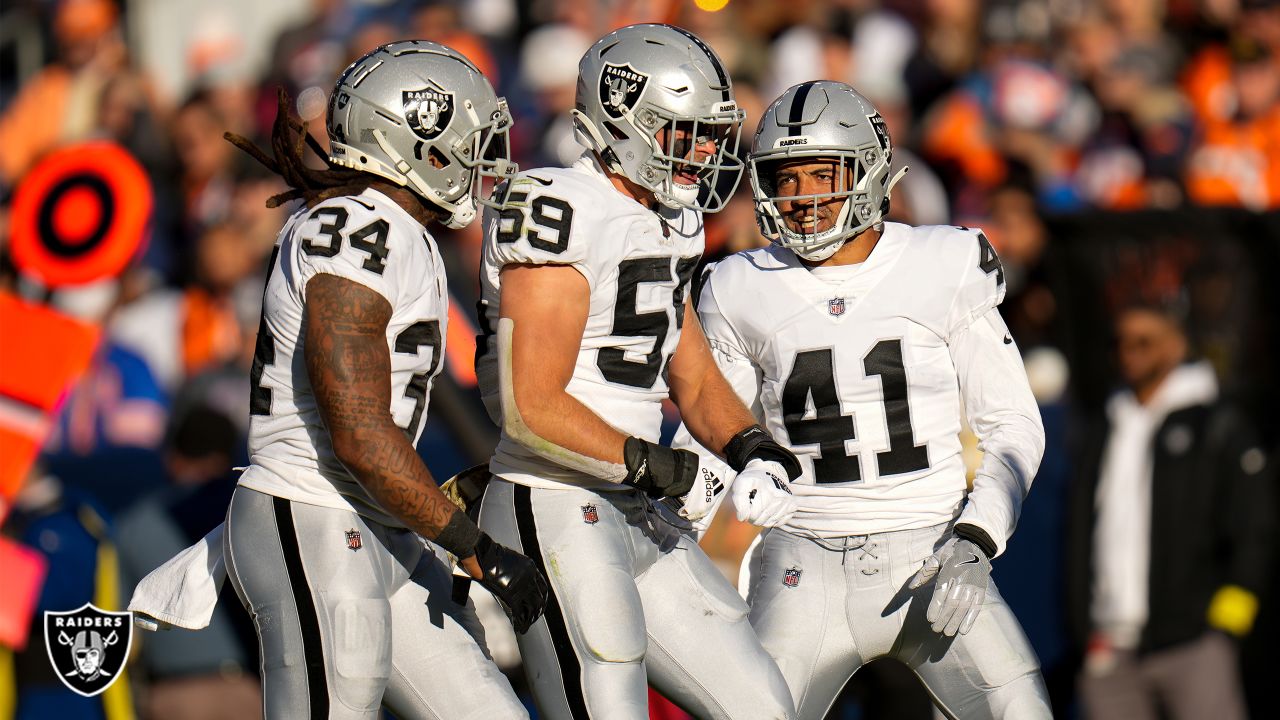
[[623, 436, 699, 499], [954, 523, 997, 559], [722, 425, 803, 481], [434, 508, 483, 558]]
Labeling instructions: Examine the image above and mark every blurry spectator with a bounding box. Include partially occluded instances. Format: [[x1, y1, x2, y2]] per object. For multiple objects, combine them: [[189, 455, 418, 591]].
[[1066, 304, 1274, 720], [516, 22, 591, 167], [411, 0, 498, 81], [171, 92, 239, 246], [902, 0, 984, 119], [874, 86, 951, 226], [920, 22, 1098, 214], [1075, 43, 1193, 210], [117, 406, 261, 720], [42, 281, 169, 458], [263, 0, 345, 103], [0, 0, 126, 186], [1185, 36, 1280, 209], [112, 220, 263, 392]]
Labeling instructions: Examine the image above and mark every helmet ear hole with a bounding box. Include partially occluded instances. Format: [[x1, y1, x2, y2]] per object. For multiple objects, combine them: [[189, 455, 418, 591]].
[[427, 146, 452, 169], [604, 121, 629, 142]]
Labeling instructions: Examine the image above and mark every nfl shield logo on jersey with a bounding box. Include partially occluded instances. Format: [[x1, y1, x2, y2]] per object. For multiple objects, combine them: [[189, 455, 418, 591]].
[[345, 528, 362, 551], [783, 566, 802, 588], [403, 84, 454, 140], [828, 297, 846, 316], [44, 603, 132, 697], [581, 504, 600, 525]]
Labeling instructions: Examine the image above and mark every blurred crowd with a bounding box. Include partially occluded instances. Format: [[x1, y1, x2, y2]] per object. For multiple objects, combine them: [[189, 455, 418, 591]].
[[1, 0, 1278, 719]]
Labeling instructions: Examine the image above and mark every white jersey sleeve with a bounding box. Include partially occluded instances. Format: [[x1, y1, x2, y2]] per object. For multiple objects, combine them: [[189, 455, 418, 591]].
[[293, 196, 402, 305], [944, 227, 1007, 339], [484, 173, 602, 286], [950, 308, 1044, 557]]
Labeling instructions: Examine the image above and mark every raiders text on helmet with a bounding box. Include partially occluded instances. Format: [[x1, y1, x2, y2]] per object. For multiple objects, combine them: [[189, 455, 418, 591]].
[[327, 41, 516, 228], [749, 81, 908, 261], [571, 24, 744, 212]]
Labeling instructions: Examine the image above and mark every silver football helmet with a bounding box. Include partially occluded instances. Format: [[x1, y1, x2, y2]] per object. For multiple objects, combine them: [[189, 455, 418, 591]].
[[749, 81, 908, 261], [572, 24, 744, 212], [327, 40, 516, 228]]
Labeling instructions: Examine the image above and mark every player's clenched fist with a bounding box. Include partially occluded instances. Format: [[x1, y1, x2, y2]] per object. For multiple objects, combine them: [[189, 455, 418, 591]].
[[469, 533, 549, 634], [730, 460, 796, 528]]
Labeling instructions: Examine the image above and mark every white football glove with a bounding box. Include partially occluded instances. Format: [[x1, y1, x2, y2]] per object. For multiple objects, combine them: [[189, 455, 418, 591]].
[[677, 466, 726, 522], [729, 459, 796, 527], [907, 537, 991, 637]]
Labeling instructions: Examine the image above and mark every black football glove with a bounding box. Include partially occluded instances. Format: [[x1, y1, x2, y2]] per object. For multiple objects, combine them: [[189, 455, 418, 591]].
[[472, 533, 549, 634], [623, 437, 700, 499]]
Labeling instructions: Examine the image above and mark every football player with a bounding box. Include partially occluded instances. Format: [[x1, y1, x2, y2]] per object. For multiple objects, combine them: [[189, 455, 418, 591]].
[[473, 24, 798, 720], [223, 42, 546, 718], [675, 80, 1053, 719]]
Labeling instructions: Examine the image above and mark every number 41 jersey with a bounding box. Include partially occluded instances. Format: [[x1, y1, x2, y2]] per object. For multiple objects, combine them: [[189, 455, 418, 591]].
[[477, 154, 703, 490], [696, 222, 1017, 538], [239, 189, 448, 528]]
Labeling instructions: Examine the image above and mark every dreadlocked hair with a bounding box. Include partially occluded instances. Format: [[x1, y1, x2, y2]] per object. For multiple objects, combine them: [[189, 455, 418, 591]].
[[225, 87, 376, 208]]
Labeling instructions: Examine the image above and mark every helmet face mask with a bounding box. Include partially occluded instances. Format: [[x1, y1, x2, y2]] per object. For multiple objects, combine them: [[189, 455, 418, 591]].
[[570, 24, 745, 213], [326, 41, 516, 228], [749, 81, 905, 260]]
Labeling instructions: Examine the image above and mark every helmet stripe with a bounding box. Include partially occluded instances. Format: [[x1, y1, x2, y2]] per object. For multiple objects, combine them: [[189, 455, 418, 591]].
[[788, 82, 814, 136], [667, 25, 731, 102]]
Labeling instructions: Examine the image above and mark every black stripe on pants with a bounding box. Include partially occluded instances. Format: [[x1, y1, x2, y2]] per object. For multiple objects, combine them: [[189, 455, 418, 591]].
[[513, 485, 590, 719], [272, 497, 330, 719]]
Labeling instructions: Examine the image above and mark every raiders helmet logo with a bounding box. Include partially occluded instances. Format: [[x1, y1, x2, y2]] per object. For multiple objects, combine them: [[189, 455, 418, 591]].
[[403, 84, 455, 140], [44, 603, 132, 697], [599, 63, 649, 119]]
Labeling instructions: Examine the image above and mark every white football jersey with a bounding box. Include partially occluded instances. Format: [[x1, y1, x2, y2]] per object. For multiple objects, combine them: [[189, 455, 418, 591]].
[[692, 222, 1010, 537], [239, 189, 449, 527], [477, 154, 704, 490]]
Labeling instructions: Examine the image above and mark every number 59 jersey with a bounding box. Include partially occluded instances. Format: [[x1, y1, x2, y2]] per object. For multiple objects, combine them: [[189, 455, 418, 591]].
[[698, 222, 1008, 538], [477, 154, 703, 490], [240, 189, 448, 528]]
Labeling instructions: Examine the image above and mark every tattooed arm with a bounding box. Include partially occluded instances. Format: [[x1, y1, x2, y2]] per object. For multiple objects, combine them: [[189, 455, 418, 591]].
[[303, 272, 484, 579]]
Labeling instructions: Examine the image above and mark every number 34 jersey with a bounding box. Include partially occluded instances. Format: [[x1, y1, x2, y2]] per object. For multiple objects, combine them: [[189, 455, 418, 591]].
[[694, 222, 1041, 541], [477, 154, 703, 490], [240, 189, 448, 528]]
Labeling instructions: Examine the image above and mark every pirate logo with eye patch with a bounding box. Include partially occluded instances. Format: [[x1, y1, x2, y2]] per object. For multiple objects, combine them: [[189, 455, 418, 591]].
[[44, 603, 133, 697], [404, 83, 455, 140], [600, 63, 649, 119]]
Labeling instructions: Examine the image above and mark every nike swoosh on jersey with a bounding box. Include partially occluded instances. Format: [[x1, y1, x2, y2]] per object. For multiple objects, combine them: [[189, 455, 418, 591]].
[[959, 554, 981, 566]]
